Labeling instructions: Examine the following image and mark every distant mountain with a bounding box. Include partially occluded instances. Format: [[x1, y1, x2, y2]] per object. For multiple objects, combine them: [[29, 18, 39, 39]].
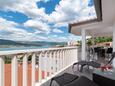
[[0, 39, 43, 46], [19, 41, 66, 46], [0, 39, 19, 45], [0, 39, 67, 47]]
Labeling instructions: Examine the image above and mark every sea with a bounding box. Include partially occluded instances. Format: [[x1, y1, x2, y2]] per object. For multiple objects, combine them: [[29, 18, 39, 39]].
[[0, 45, 50, 51]]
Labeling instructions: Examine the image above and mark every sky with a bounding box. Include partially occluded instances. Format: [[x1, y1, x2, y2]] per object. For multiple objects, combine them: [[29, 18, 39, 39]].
[[0, 0, 96, 42]]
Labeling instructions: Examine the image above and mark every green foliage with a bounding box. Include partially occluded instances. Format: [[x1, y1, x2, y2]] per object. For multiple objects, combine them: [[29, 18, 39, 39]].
[[5, 56, 11, 64], [87, 38, 93, 46], [78, 36, 112, 46], [77, 41, 82, 45], [95, 36, 112, 44], [28, 55, 32, 61]]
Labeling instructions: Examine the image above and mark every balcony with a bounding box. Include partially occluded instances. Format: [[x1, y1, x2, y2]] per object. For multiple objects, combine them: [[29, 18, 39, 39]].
[[0, 47, 78, 86]]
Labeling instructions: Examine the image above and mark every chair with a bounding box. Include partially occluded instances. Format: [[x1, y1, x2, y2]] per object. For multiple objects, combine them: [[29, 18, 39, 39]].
[[106, 47, 113, 60], [64, 76, 99, 86], [106, 47, 113, 54], [50, 73, 79, 86], [87, 61, 101, 68], [101, 48, 106, 57], [72, 61, 101, 72], [107, 52, 115, 64], [72, 61, 88, 72], [94, 47, 101, 58]]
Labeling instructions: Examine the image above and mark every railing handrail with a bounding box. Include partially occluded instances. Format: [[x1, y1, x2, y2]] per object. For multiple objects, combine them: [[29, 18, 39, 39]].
[[0, 46, 77, 56]]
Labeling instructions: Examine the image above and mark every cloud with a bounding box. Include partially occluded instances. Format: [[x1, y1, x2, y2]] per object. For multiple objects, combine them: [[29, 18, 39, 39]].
[[44, 34, 80, 42], [0, 17, 80, 42], [24, 19, 51, 33], [0, 0, 95, 26], [52, 28, 64, 33], [0, 0, 50, 20], [0, 17, 28, 39], [49, 0, 96, 26], [49, 0, 81, 23], [0, 0, 93, 42], [0, 0, 19, 9], [0, 0, 52, 34], [0, 17, 49, 41], [40, 0, 51, 3], [0, 0, 96, 27], [35, 0, 51, 3], [0, 17, 18, 28]]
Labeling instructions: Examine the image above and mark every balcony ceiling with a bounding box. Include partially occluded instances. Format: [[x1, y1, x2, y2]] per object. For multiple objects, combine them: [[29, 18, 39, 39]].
[[70, 0, 115, 37]]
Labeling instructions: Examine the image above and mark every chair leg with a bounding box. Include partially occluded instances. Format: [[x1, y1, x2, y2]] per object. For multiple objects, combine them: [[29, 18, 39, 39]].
[[72, 63, 78, 69], [79, 65, 85, 72], [49, 78, 53, 86]]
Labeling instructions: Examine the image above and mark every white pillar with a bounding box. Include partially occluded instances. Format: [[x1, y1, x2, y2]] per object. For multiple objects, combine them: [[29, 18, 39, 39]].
[[81, 29, 86, 60], [113, 28, 115, 52], [112, 26, 115, 69]]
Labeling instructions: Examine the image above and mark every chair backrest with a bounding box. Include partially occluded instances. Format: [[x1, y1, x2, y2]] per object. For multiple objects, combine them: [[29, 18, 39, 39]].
[[87, 61, 101, 68], [106, 47, 113, 54], [108, 52, 115, 64], [94, 47, 101, 53]]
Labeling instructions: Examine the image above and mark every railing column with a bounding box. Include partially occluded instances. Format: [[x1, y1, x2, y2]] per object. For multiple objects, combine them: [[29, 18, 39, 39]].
[[67, 50, 70, 65], [72, 49, 74, 63], [48, 51, 52, 76], [11, 55, 18, 86], [38, 52, 42, 82], [0, 57, 4, 86], [63, 50, 66, 67], [73, 49, 78, 63], [50, 51, 54, 74], [53, 51, 56, 73], [65, 50, 67, 66], [62, 50, 65, 68], [23, 54, 28, 86], [44, 52, 48, 79], [70, 49, 73, 63], [69, 50, 71, 64], [59, 50, 62, 70], [56, 51, 60, 71], [32, 53, 36, 86]]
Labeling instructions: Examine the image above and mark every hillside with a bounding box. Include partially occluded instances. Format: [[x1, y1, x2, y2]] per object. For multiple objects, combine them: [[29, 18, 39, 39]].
[[0, 39, 67, 47]]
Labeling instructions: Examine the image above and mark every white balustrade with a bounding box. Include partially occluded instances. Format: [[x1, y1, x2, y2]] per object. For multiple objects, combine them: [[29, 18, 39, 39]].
[[0, 47, 78, 86]]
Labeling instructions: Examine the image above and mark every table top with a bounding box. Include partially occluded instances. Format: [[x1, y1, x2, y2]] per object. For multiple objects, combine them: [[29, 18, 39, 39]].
[[93, 69, 115, 80]]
